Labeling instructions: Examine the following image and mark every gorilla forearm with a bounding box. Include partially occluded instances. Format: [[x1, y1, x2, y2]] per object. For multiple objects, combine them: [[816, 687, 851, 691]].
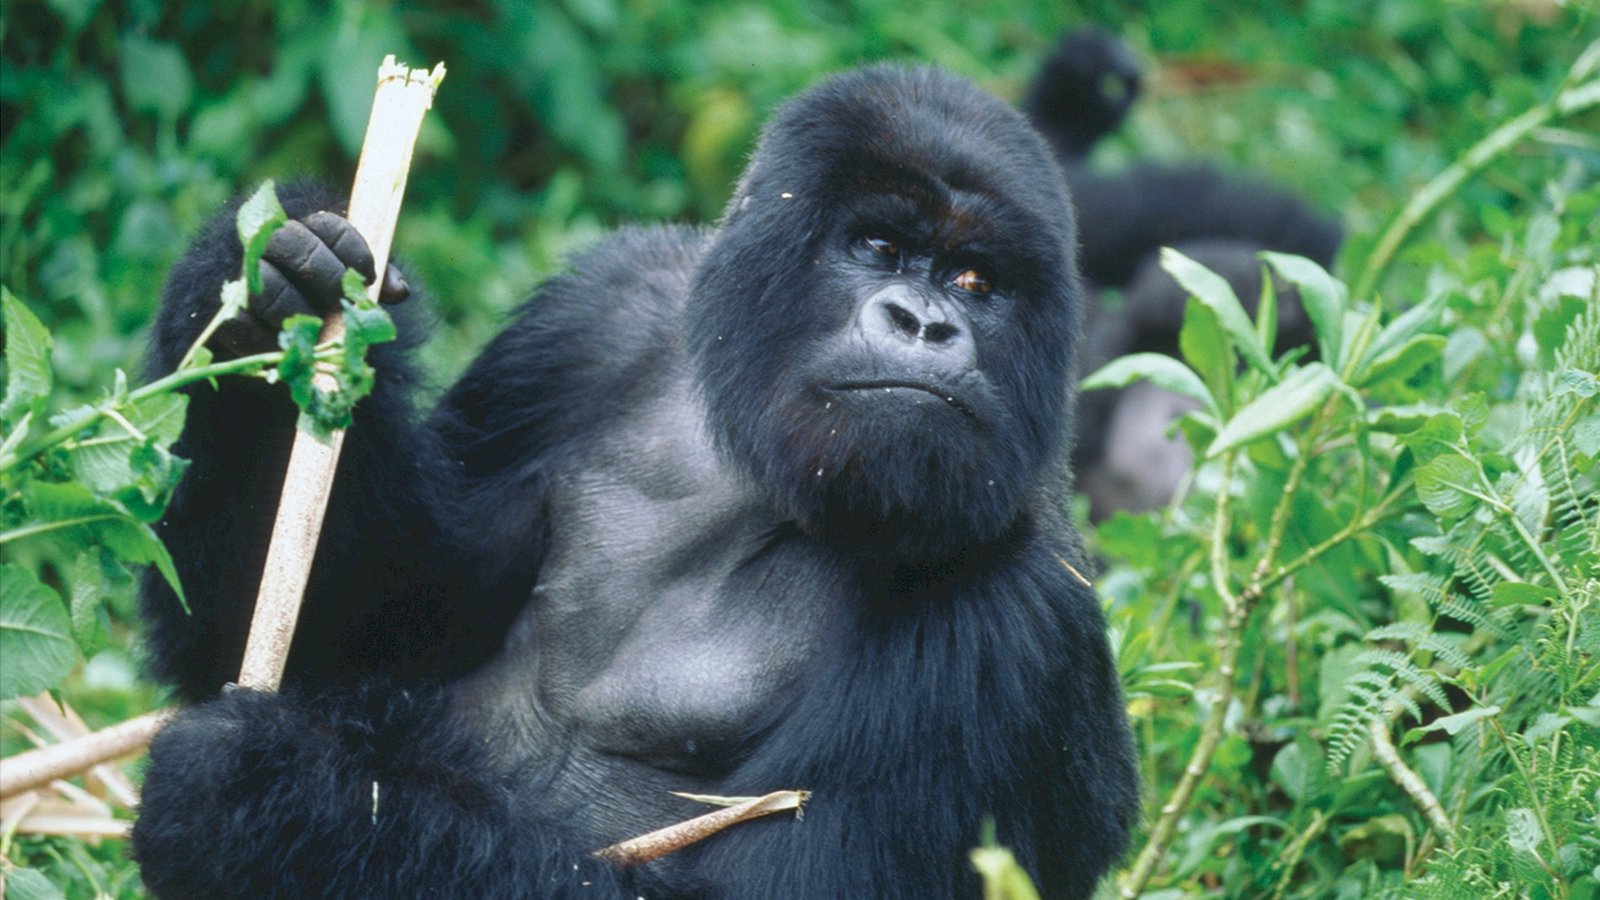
[[133, 686, 638, 899], [140, 182, 461, 701]]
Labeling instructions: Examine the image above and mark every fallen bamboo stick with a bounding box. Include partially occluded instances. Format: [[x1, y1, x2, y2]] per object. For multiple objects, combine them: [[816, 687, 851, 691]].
[[595, 790, 810, 866], [0, 710, 173, 801], [237, 56, 444, 691]]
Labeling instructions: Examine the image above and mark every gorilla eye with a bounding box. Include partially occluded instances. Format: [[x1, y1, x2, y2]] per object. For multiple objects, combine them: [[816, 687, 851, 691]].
[[952, 268, 992, 295], [863, 236, 900, 258]]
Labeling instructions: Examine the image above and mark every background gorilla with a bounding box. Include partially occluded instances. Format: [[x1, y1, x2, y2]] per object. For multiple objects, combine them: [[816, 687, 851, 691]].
[[132, 65, 1137, 898], [1024, 28, 1344, 520]]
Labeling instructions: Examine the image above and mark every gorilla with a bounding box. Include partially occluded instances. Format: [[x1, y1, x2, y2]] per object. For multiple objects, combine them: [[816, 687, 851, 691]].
[[1023, 28, 1343, 519], [132, 65, 1138, 899]]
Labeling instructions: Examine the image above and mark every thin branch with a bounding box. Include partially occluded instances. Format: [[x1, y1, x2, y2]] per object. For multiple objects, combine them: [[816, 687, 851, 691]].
[[1368, 718, 1455, 843]]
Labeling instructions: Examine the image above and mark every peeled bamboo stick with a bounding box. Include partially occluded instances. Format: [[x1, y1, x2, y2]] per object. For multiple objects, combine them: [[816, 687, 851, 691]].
[[0, 710, 173, 801], [595, 790, 810, 866], [237, 57, 444, 691]]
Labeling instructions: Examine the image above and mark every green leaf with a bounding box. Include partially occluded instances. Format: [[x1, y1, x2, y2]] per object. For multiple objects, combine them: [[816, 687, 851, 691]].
[[120, 34, 193, 121], [1179, 299, 1232, 404], [1355, 291, 1445, 380], [1488, 581, 1557, 608], [1402, 705, 1501, 745], [2, 286, 53, 427], [11, 481, 187, 610], [237, 181, 288, 295], [1206, 363, 1339, 457], [0, 865, 67, 900], [1080, 352, 1218, 414], [1413, 453, 1482, 520], [1262, 252, 1346, 366], [1360, 335, 1445, 388], [1505, 807, 1543, 854], [0, 563, 80, 700], [1162, 247, 1275, 375]]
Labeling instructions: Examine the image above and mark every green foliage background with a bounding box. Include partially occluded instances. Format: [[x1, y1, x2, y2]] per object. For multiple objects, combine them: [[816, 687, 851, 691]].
[[2, 1, 1597, 897]]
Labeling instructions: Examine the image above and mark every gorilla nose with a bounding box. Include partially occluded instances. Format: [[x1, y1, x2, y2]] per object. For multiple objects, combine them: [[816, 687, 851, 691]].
[[861, 289, 976, 371]]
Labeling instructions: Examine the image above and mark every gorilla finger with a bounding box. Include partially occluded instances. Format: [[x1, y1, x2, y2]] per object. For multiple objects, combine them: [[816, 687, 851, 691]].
[[251, 260, 320, 329], [378, 264, 410, 305], [212, 316, 275, 359], [302, 211, 377, 283], [263, 221, 351, 312]]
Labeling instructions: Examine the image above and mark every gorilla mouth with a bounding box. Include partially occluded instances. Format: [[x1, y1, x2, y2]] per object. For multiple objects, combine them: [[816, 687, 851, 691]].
[[826, 381, 979, 422]]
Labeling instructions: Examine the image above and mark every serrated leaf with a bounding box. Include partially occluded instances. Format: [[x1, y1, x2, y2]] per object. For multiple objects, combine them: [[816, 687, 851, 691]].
[[2, 286, 53, 426], [1080, 352, 1218, 414], [1207, 362, 1339, 457], [1413, 454, 1482, 520], [0, 865, 66, 900], [237, 181, 287, 294], [1262, 252, 1346, 366], [15, 481, 186, 610], [1505, 807, 1542, 854], [0, 563, 80, 699], [1163, 247, 1275, 374]]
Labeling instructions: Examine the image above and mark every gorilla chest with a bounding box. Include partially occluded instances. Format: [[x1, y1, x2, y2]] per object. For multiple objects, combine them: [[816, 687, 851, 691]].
[[493, 411, 844, 776]]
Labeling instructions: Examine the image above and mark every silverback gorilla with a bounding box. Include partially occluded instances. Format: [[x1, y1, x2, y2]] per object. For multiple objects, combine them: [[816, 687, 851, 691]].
[[132, 66, 1138, 898]]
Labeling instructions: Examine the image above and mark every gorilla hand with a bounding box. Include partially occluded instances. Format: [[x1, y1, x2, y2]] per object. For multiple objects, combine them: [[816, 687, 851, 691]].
[[212, 211, 409, 358]]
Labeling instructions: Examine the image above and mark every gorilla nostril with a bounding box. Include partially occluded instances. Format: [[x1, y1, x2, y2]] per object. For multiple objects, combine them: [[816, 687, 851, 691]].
[[884, 303, 921, 337], [922, 322, 958, 344]]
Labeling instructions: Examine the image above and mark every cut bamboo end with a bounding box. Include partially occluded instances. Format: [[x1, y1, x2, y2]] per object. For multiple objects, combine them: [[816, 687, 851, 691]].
[[236, 56, 444, 692]]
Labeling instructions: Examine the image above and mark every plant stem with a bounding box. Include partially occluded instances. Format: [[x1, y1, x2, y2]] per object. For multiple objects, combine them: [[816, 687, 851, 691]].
[[1352, 42, 1600, 301], [1368, 718, 1455, 843]]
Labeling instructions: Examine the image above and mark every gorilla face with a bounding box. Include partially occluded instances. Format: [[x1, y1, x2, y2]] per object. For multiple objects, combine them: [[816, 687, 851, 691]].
[[689, 66, 1083, 558]]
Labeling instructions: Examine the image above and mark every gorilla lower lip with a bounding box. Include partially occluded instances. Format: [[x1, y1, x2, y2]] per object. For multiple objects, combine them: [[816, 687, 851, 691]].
[[827, 382, 977, 421]]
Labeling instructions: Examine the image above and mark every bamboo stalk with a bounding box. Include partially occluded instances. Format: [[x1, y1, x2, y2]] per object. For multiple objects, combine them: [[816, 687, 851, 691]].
[[594, 790, 810, 866], [0, 710, 173, 801], [236, 56, 444, 691]]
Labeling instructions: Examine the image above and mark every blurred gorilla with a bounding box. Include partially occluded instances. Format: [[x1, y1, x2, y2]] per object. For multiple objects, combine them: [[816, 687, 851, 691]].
[[132, 66, 1137, 899], [1024, 28, 1343, 519]]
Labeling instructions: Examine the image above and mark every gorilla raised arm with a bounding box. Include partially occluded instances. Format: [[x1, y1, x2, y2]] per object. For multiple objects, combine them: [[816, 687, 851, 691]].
[[133, 65, 1137, 899]]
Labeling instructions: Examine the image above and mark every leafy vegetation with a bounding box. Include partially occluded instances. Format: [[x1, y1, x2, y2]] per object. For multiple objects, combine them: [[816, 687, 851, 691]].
[[2, 1, 1597, 897]]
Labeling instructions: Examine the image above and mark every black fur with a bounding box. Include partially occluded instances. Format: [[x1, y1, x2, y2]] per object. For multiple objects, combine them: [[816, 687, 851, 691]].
[[1024, 29, 1343, 519], [133, 66, 1137, 898]]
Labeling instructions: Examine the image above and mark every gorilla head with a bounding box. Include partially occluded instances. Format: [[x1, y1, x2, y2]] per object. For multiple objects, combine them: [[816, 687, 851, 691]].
[[688, 66, 1083, 559]]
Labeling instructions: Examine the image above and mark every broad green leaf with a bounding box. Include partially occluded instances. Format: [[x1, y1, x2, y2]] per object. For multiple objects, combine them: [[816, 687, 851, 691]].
[[1505, 807, 1543, 854], [0, 865, 66, 900], [237, 180, 287, 294], [121, 35, 193, 121], [1355, 291, 1445, 380], [1361, 335, 1445, 388], [2, 286, 52, 426], [1402, 705, 1501, 745], [1442, 326, 1487, 382], [1262, 252, 1346, 366], [1179, 299, 1232, 404], [1206, 362, 1339, 457], [1162, 248, 1275, 375], [1413, 453, 1482, 520], [0, 563, 79, 700], [1080, 352, 1218, 414], [13, 481, 186, 609], [1489, 582, 1558, 608]]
